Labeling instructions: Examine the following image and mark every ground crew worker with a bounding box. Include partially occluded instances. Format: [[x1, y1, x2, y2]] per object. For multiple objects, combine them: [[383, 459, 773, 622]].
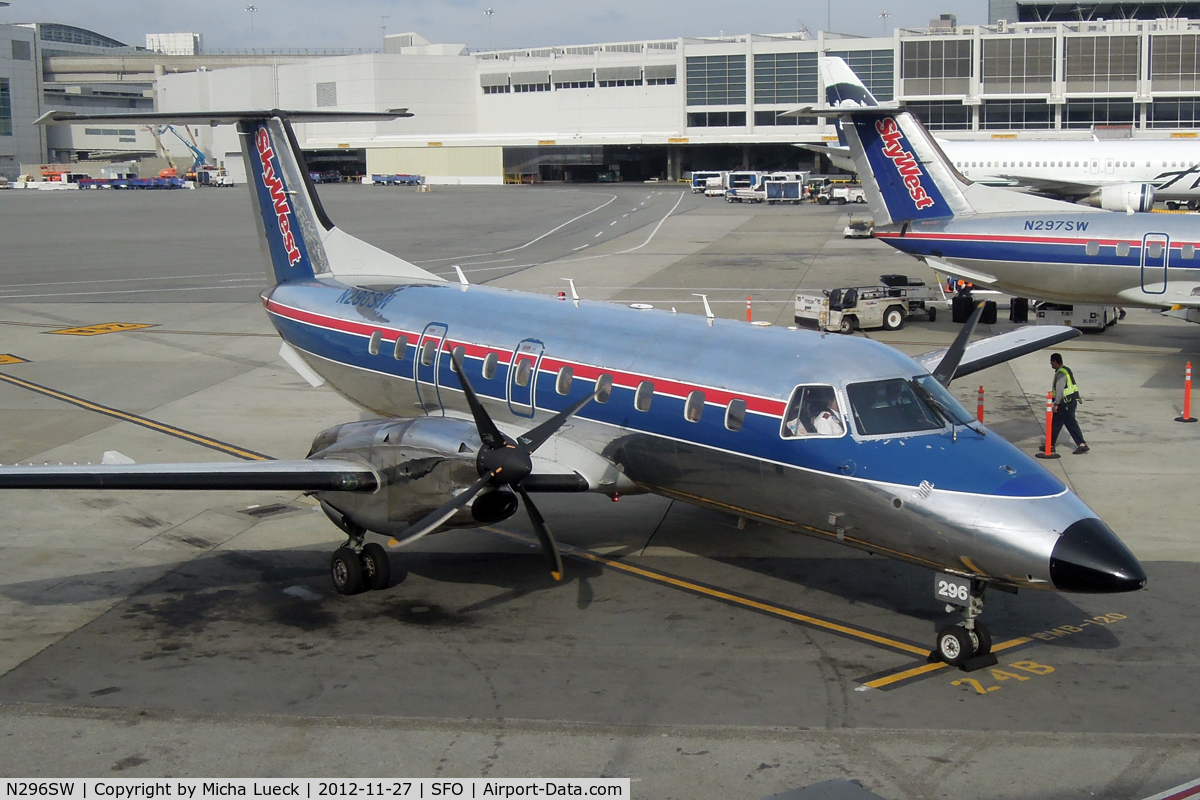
[[1050, 353, 1089, 454]]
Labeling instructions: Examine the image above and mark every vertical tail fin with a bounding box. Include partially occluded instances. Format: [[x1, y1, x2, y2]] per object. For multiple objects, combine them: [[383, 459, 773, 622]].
[[819, 58, 974, 226], [242, 117, 327, 283]]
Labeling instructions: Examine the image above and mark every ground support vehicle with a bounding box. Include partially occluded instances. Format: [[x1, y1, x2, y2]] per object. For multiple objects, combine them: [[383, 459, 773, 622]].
[[843, 217, 874, 238], [690, 171, 724, 193], [704, 177, 727, 197], [766, 180, 803, 204], [366, 173, 423, 186], [795, 276, 943, 333], [1032, 302, 1120, 331], [78, 176, 190, 190], [817, 184, 867, 205], [726, 187, 765, 203]]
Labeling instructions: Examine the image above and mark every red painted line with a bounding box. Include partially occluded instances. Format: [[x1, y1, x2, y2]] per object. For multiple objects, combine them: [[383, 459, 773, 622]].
[[265, 298, 788, 416], [875, 230, 1200, 249]]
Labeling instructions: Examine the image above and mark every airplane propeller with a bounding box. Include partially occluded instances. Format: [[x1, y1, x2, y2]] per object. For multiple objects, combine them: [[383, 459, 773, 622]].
[[932, 300, 984, 386], [387, 349, 596, 581]]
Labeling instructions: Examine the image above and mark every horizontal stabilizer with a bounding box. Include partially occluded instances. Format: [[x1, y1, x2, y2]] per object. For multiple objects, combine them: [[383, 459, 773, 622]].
[[915, 326, 1081, 382], [0, 459, 378, 491], [35, 109, 411, 126]]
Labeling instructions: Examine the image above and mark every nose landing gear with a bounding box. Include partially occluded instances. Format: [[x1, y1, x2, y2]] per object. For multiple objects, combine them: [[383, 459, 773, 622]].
[[932, 577, 1000, 671]]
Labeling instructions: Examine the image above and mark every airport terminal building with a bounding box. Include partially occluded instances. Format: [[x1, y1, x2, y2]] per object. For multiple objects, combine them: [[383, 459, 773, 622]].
[[9, 0, 1200, 182]]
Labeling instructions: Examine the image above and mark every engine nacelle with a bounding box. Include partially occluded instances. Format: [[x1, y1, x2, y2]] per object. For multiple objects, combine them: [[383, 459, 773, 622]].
[[308, 417, 518, 537], [1083, 183, 1155, 213]]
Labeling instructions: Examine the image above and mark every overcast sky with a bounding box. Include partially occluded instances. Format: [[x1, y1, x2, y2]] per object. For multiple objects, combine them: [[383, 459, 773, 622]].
[[10, 0, 988, 52]]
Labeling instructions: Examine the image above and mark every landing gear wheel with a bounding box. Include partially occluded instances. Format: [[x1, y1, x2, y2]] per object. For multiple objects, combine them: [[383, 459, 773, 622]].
[[970, 621, 992, 656], [360, 542, 392, 591], [882, 305, 906, 331], [936, 624, 974, 666], [330, 547, 364, 595]]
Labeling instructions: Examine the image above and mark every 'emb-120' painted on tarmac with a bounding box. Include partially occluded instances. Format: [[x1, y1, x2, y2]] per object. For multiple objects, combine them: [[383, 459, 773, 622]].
[[821, 56, 1200, 324], [2, 107, 1145, 667]]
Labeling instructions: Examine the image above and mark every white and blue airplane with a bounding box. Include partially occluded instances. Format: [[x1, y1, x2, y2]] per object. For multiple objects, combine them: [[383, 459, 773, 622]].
[[2, 107, 1145, 668], [801, 124, 1200, 210], [819, 57, 1200, 323]]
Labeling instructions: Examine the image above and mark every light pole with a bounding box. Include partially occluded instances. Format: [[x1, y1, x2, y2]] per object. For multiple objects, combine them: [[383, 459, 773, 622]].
[[879, 10, 891, 35], [484, 7, 494, 51], [245, 4, 258, 50]]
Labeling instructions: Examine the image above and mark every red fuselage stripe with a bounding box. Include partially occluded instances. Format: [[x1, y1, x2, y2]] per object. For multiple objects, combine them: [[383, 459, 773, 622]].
[[263, 298, 789, 416]]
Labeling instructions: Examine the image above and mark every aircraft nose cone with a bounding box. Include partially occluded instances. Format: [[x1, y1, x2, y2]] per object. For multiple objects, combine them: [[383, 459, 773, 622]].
[[1049, 518, 1146, 593]]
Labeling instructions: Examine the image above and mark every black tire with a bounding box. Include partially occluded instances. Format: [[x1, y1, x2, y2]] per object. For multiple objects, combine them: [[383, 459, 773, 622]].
[[971, 621, 993, 656], [882, 305, 906, 331], [927, 306, 937, 322], [360, 542, 391, 591], [837, 316, 858, 334], [836, 197, 847, 205], [818, 196, 830, 205], [937, 624, 974, 666], [330, 547, 364, 595]]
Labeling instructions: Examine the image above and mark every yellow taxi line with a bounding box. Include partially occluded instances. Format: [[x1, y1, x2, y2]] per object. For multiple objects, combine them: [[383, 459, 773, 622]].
[[0, 372, 271, 462], [486, 527, 929, 657]]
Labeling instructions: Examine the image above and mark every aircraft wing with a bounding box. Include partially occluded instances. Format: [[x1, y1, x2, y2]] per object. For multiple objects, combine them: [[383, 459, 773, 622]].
[[0, 459, 379, 491], [1118, 282, 1200, 309], [914, 326, 1081, 382], [991, 173, 1098, 200], [794, 142, 857, 173]]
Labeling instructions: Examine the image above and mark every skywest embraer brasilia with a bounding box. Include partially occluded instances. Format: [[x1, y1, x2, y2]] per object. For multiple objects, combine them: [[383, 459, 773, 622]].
[[819, 56, 1200, 325], [5, 107, 1145, 667]]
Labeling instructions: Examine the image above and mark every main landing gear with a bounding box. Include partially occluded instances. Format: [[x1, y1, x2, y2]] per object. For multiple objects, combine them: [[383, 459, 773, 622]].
[[329, 528, 406, 595], [931, 577, 999, 671]]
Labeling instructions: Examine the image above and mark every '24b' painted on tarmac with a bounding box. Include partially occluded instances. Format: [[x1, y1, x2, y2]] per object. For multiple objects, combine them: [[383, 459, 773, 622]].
[[1024, 219, 1091, 231]]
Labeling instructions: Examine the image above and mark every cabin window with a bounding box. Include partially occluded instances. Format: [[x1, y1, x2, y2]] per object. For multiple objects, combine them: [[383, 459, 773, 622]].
[[1116, 242, 1130, 257], [514, 359, 533, 387], [1183, 244, 1196, 259], [1148, 241, 1164, 259], [725, 398, 747, 432], [595, 373, 613, 403], [368, 331, 382, 356], [1085, 241, 1100, 257], [482, 352, 498, 380], [393, 335, 407, 360], [634, 381, 654, 412], [556, 366, 574, 395], [684, 390, 705, 423], [420, 340, 437, 366], [781, 385, 846, 438]]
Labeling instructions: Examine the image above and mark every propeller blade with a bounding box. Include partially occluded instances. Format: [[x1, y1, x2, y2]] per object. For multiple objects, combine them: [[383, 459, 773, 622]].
[[516, 390, 599, 454], [449, 349, 509, 449], [516, 484, 564, 581], [387, 470, 496, 549], [932, 301, 985, 386]]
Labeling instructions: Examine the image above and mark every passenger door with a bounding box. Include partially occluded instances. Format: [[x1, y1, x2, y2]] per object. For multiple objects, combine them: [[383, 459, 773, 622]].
[[1141, 233, 1170, 294], [415, 323, 447, 415], [507, 339, 544, 418]]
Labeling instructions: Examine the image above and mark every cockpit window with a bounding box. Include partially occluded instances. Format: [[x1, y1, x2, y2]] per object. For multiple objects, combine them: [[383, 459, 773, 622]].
[[846, 378, 942, 435], [782, 385, 847, 438]]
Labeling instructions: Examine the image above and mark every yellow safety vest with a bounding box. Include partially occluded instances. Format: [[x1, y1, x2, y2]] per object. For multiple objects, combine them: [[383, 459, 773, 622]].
[[1056, 365, 1080, 400]]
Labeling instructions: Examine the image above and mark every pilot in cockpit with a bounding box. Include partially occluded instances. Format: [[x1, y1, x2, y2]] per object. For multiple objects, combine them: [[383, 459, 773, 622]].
[[809, 387, 845, 436], [784, 386, 845, 437]]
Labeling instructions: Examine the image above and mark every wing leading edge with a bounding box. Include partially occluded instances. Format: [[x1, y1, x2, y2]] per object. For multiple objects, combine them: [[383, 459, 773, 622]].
[[0, 460, 379, 491], [915, 326, 1082, 382]]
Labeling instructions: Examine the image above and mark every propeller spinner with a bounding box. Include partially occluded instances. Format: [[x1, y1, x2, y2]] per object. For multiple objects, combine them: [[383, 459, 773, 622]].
[[387, 349, 596, 581]]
